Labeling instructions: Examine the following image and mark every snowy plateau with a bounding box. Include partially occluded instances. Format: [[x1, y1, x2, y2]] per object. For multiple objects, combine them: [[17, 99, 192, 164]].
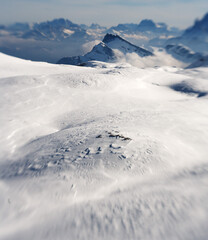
[[0, 44, 208, 240]]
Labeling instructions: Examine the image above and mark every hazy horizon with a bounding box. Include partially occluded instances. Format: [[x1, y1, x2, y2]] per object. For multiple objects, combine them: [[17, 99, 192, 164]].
[[0, 0, 207, 28]]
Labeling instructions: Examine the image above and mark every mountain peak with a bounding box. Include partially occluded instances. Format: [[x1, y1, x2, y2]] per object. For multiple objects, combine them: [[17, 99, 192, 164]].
[[102, 33, 121, 44], [201, 12, 208, 23], [89, 23, 103, 29], [138, 19, 156, 29], [34, 18, 77, 29], [185, 12, 208, 34], [102, 33, 153, 57]]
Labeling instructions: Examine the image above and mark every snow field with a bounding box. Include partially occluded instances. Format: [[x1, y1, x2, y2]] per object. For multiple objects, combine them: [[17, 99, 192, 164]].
[[0, 54, 208, 240]]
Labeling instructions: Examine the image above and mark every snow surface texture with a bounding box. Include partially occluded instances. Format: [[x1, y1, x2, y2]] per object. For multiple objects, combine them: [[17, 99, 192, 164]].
[[0, 53, 208, 240]]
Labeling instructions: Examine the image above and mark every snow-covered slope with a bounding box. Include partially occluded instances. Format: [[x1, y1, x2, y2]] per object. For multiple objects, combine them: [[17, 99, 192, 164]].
[[57, 34, 153, 65], [187, 55, 208, 68], [103, 34, 153, 57], [165, 44, 203, 63], [57, 42, 116, 65], [1, 53, 208, 240]]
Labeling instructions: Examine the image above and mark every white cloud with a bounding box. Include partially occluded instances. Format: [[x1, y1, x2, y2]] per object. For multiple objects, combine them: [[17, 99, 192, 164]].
[[114, 48, 185, 68]]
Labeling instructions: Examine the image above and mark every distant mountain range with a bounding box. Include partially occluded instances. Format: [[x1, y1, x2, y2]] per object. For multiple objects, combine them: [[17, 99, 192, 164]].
[[0, 18, 180, 63], [0, 18, 180, 43], [0, 19, 89, 41], [0, 13, 208, 67]]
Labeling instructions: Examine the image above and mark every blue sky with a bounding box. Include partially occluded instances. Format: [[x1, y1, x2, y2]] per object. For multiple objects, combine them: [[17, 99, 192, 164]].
[[0, 0, 207, 28]]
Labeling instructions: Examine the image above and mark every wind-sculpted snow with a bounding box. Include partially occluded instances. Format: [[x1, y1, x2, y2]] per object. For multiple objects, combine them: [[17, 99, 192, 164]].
[[0, 53, 208, 240]]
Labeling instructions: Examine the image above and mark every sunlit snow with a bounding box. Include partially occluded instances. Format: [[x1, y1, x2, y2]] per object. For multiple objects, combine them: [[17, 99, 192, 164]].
[[0, 53, 208, 240]]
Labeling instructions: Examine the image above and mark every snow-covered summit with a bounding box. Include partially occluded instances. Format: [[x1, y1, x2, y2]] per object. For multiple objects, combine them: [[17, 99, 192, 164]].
[[57, 34, 153, 65], [103, 33, 153, 57]]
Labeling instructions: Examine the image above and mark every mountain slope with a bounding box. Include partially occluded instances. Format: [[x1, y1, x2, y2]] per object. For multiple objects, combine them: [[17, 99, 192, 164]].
[[57, 42, 116, 65], [166, 13, 208, 53]]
